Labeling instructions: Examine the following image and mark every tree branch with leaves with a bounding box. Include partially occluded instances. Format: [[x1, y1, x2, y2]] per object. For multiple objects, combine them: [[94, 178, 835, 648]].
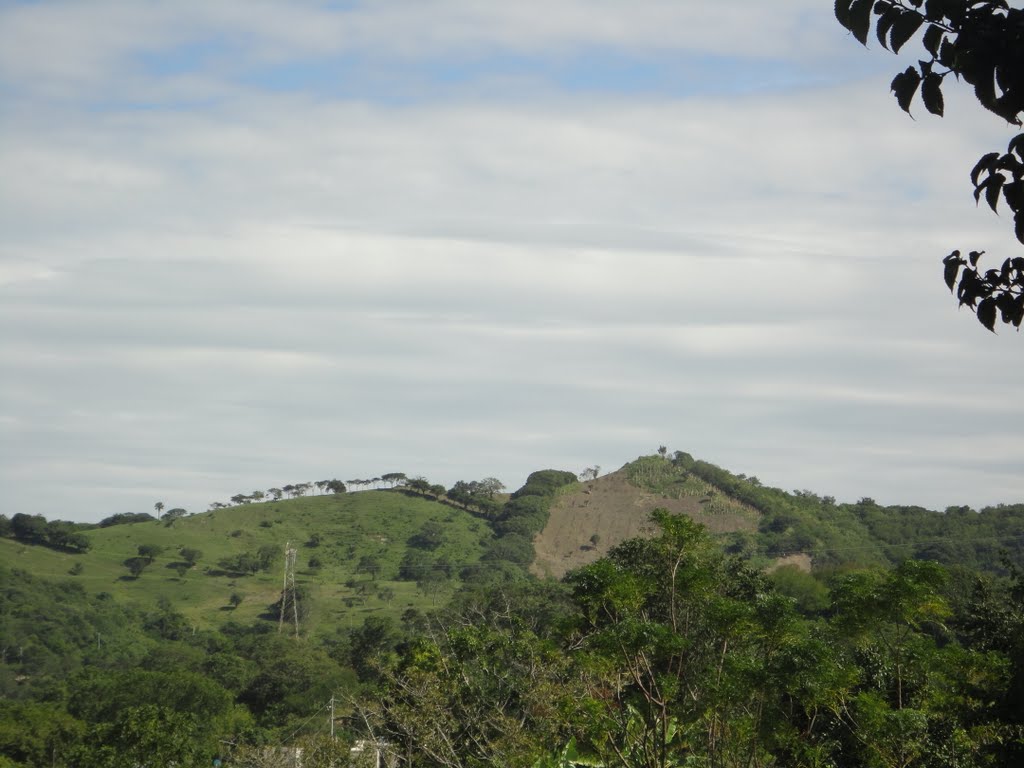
[[836, 0, 1024, 331]]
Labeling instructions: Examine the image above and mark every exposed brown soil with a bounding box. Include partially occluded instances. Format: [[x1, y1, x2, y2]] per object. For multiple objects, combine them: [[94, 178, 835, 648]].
[[530, 469, 760, 579]]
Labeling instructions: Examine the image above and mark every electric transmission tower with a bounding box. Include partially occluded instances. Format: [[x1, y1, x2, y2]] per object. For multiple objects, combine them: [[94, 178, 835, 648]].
[[278, 541, 300, 637]]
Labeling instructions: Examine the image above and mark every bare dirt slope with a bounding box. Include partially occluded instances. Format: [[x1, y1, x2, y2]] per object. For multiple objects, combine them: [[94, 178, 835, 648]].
[[530, 469, 760, 579]]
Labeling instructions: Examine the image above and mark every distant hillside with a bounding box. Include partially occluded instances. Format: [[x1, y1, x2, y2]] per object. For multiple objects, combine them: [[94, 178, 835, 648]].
[[531, 459, 759, 578], [6, 451, 1024, 633], [535, 452, 1024, 577], [0, 490, 490, 638]]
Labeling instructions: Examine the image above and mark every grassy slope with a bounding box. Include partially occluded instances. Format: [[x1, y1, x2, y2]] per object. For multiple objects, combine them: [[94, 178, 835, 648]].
[[1, 490, 489, 637], [546, 454, 1024, 575], [532, 462, 760, 578]]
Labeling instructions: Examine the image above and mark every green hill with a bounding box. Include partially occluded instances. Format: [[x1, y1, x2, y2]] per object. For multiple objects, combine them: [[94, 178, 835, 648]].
[[532, 452, 1024, 577], [6, 452, 1024, 639], [1, 490, 490, 637], [623, 451, 1024, 574]]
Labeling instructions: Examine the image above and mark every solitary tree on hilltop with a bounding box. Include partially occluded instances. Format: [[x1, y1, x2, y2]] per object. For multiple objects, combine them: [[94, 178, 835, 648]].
[[154, 501, 164, 520]]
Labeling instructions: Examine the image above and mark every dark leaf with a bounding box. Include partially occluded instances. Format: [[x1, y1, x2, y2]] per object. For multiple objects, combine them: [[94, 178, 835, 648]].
[[1016, 211, 1024, 244], [977, 297, 997, 331], [973, 66, 998, 112], [968, 250, 984, 267], [921, 72, 944, 116], [1009, 133, 1024, 160], [944, 259, 961, 290], [938, 38, 956, 68], [891, 66, 922, 113], [849, 0, 875, 45], [962, 268, 990, 308], [835, 0, 855, 26], [997, 291, 1015, 323], [1013, 296, 1024, 329], [1003, 180, 1024, 212], [889, 10, 925, 53], [922, 23, 943, 55], [923, 0, 943, 21], [876, 6, 901, 48], [970, 152, 1000, 186], [985, 172, 1005, 212], [958, 270, 982, 307], [997, 153, 1023, 176]]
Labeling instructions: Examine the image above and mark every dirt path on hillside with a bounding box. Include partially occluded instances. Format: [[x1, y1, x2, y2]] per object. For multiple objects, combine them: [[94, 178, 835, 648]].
[[530, 469, 759, 579]]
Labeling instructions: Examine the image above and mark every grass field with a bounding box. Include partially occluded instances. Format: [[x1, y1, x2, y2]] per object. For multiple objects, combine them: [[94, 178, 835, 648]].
[[2, 490, 492, 637]]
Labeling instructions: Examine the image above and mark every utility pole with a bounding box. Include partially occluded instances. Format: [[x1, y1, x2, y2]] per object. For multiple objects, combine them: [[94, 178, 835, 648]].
[[329, 696, 335, 740]]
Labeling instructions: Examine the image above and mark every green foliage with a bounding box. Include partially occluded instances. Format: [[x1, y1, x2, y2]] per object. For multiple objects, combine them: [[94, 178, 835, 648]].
[[219, 546, 279, 576], [348, 615, 400, 680], [511, 469, 578, 499], [398, 548, 432, 581], [5, 513, 91, 553], [484, 469, 578, 570], [0, 701, 84, 768], [482, 533, 535, 565], [123, 556, 150, 579], [72, 705, 205, 768], [236, 634, 357, 728], [446, 479, 503, 516], [97, 512, 155, 527], [366, 617, 584, 767], [136, 543, 164, 561], [407, 520, 445, 551], [68, 668, 233, 728], [769, 565, 830, 613], [162, 507, 187, 523]]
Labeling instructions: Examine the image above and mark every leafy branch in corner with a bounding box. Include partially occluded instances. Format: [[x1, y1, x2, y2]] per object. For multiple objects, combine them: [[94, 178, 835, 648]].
[[835, 0, 1024, 331]]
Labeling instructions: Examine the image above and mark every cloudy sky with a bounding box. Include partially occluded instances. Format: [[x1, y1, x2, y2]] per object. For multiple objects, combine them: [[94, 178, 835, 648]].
[[2, 1, 1022, 523]]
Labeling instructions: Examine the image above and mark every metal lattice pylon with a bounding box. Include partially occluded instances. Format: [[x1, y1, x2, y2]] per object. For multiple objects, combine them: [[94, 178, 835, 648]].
[[278, 541, 300, 637]]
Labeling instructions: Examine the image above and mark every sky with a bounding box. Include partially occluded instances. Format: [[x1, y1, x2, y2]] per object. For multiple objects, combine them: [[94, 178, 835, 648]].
[[2, 0, 1023, 523]]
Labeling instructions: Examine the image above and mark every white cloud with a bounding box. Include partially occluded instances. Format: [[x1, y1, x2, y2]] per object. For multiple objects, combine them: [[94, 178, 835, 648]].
[[2, 1, 1023, 521]]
